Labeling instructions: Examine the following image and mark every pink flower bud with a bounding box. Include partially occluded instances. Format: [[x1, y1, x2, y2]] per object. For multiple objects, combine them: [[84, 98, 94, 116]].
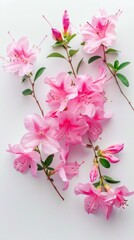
[[102, 144, 124, 154], [62, 10, 71, 35], [52, 28, 63, 41], [90, 164, 98, 182]]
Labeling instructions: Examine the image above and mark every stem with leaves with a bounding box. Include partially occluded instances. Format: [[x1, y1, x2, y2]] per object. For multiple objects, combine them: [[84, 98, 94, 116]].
[[102, 45, 134, 111], [63, 45, 77, 77]]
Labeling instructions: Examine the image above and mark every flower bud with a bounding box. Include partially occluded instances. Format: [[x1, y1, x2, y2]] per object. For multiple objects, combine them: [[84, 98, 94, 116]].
[[52, 28, 63, 41]]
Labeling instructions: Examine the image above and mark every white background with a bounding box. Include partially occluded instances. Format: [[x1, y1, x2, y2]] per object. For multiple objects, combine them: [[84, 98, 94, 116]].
[[0, 0, 134, 239]]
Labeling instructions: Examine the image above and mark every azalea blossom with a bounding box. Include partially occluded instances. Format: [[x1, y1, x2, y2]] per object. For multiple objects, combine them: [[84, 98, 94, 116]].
[[81, 9, 119, 53], [99, 143, 124, 163], [7, 144, 40, 176], [21, 113, 60, 155], [74, 182, 114, 219], [3, 36, 38, 76]]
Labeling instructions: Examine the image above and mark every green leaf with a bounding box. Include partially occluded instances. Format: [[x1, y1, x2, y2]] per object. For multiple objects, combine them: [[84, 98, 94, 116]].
[[107, 63, 115, 70], [68, 71, 72, 75], [66, 34, 76, 43], [104, 175, 120, 184], [52, 41, 64, 48], [117, 62, 130, 71], [93, 182, 100, 188], [116, 73, 129, 87], [44, 154, 54, 167], [105, 48, 120, 54], [81, 42, 85, 46], [37, 164, 44, 171], [22, 89, 33, 96], [69, 49, 79, 57], [22, 75, 28, 83], [76, 58, 83, 74], [88, 55, 101, 64], [99, 158, 110, 168], [114, 60, 119, 70], [47, 52, 66, 59], [34, 67, 46, 82], [47, 167, 54, 171]]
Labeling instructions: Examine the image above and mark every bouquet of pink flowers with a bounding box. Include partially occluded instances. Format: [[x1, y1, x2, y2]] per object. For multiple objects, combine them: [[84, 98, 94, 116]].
[[2, 9, 134, 219]]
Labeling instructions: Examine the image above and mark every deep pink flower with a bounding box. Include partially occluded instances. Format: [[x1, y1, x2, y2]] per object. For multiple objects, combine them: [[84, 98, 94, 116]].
[[90, 163, 99, 182], [55, 110, 88, 145], [52, 28, 63, 41], [81, 10, 119, 53], [62, 10, 71, 36], [100, 143, 124, 163], [55, 161, 80, 190], [45, 73, 77, 111], [3, 37, 37, 76], [7, 144, 40, 176], [21, 113, 59, 155], [74, 182, 114, 219]]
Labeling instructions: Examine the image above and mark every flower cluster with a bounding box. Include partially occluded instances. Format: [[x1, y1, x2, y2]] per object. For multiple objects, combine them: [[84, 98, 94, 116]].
[[2, 9, 134, 219]]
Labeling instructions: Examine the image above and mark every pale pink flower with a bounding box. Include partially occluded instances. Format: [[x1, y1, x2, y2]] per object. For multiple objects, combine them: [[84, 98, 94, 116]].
[[90, 163, 99, 182], [55, 161, 80, 190], [7, 144, 40, 176], [100, 143, 124, 163], [74, 182, 114, 219], [21, 113, 59, 155], [86, 117, 103, 141], [62, 10, 71, 36], [56, 110, 88, 145], [52, 28, 63, 41], [105, 185, 134, 208], [81, 10, 119, 53], [3, 37, 37, 76], [45, 73, 77, 111]]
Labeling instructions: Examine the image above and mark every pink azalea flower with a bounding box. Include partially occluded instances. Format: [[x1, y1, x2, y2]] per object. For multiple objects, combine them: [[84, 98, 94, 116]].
[[100, 143, 124, 163], [81, 10, 119, 53], [55, 110, 88, 145], [105, 185, 134, 209], [7, 144, 40, 176], [55, 161, 80, 190], [21, 113, 60, 155], [62, 10, 71, 36], [45, 73, 77, 111], [3, 37, 38, 76], [52, 28, 63, 41], [74, 182, 114, 219], [90, 163, 99, 182]]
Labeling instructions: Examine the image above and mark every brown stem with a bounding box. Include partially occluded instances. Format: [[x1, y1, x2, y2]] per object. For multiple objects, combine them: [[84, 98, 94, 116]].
[[88, 139, 104, 184], [47, 174, 64, 201], [102, 45, 134, 111], [63, 45, 77, 78], [28, 76, 44, 116]]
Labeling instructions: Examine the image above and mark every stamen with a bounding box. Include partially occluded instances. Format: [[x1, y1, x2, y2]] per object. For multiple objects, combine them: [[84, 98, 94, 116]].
[[37, 35, 47, 49], [8, 31, 15, 42], [43, 15, 53, 27]]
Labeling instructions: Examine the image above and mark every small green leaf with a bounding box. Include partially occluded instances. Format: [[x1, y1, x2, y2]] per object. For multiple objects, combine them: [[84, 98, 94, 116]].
[[107, 63, 115, 71], [104, 175, 120, 184], [69, 49, 79, 57], [114, 60, 119, 70], [47, 167, 54, 171], [52, 41, 64, 48], [22, 89, 33, 96], [22, 75, 28, 83], [76, 58, 83, 74], [105, 48, 120, 54], [93, 182, 100, 188], [44, 154, 54, 167], [47, 52, 66, 59], [34, 67, 46, 81], [117, 62, 130, 71], [81, 42, 85, 46], [116, 73, 129, 87], [66, 34, 76, 43], [68, 71, 72, 75], [88, 55, 101, 64], [37, 164, 44, 171], [99, 158, 110, 168]]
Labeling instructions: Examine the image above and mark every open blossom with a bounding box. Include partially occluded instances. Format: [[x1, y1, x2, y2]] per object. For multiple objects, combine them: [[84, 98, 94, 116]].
[[55, 161, 80, 190], [74, 183, 114, 219], [21, 113, 60, 155], [45, 72, 77, 111], [3, 37, 38, 76], [81, 9, 119, 53], [55, 110, 88, 145], [7, 144, 40, 176], [100, 143, 124, 163]]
